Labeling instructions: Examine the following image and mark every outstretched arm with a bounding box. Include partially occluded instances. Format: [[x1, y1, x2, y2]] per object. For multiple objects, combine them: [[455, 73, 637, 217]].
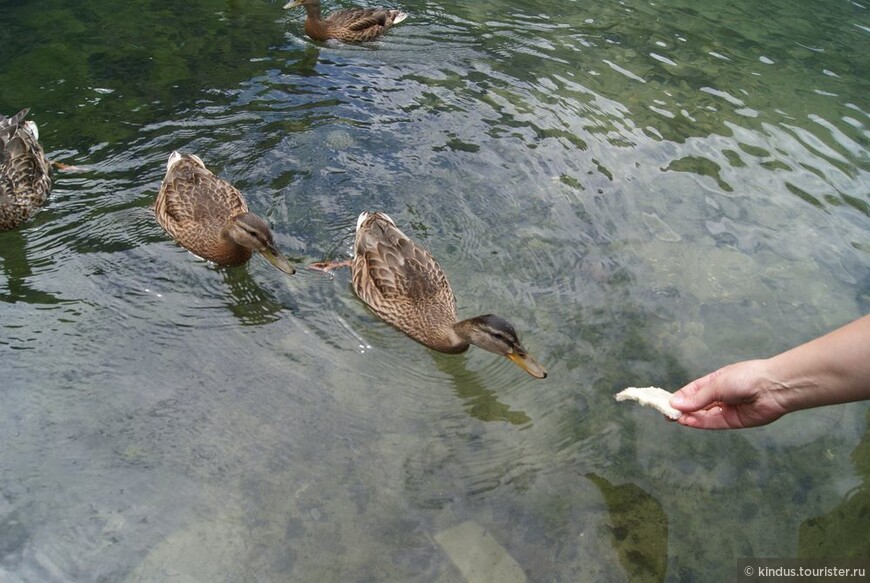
[[670, 315, 870, 430]]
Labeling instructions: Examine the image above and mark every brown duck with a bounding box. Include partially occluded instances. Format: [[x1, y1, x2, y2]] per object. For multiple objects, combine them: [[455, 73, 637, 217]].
[[316, 212, 547, 378], [154, 151, 296, 274], [284, 0, 407, 42], [0, 108, 51, 230]]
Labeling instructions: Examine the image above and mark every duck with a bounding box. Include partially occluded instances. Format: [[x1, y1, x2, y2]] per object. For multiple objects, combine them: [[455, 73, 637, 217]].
[[284, 0, 407, 43], [315, 212, 547, 378], [154, 151, 296, 274], [0, 108, 52, 231]]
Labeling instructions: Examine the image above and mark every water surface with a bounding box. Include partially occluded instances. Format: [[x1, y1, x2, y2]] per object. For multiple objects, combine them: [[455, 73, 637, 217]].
[[1, 0, 868, 581]]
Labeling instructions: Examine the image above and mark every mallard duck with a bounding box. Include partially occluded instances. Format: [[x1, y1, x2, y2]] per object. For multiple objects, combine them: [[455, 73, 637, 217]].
[[154, 151, 296, 274], [317, 212, 547, 378], [284, 0, 407, 43], [0, 108, 52, 231]]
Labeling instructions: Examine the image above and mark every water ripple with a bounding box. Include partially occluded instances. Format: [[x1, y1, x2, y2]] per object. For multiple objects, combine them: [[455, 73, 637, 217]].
[[1, 0, 868, 580]]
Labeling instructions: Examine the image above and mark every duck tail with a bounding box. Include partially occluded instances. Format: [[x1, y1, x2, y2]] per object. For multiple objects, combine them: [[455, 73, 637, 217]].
[[166, 150, 184, 171], [1, 108, 30, 141], [356, 211, 371, 231]]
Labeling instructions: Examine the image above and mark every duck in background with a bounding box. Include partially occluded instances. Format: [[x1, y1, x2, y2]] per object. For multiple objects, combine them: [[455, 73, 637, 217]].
[[154, 151, 296, 275], [284, 0, 407, 42], [0, 108, 52, 230], [314, 212, 548, 379]]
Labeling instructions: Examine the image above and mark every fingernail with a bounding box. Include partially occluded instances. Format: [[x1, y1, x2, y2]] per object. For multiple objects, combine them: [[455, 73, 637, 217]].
[[670, 395, 687, 408]]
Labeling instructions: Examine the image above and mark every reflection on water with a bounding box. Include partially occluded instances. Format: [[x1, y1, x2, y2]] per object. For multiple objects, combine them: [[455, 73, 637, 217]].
[[1, 0, 868, 580], [220, 264, 288, 326], [0, 230, 64, 305], [431, 353, 532, 425]]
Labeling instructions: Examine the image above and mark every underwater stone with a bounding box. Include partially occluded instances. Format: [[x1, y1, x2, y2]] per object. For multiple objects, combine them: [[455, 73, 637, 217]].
[[434, 521, 526, 583]]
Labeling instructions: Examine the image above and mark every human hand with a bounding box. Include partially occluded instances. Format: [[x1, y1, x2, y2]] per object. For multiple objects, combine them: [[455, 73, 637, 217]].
[[669, 359, 791, 429]]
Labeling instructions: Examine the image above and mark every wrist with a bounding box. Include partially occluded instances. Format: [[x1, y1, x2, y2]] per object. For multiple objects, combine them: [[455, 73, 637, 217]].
[[762, 352, 833, 413], [738, 358, 795, 411]]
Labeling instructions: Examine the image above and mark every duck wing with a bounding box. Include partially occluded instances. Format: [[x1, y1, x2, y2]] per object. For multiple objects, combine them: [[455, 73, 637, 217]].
[[326, 7, 405, 41], [0, 109, 52, 229], [157, 157, 246, 225], [154, 154, 248, 254], [352, 214, 457, 343]]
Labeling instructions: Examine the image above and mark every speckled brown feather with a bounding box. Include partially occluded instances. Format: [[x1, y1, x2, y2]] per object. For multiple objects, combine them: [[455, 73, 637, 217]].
[[154, 153, 252, 266], [0, 109, 52, 230], [294, 0, 407, 42], [351, 213, 466, 352]]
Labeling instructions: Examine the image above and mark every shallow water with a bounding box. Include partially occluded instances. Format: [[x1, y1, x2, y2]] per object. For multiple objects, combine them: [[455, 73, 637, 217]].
[[1, 0, 868, 581]]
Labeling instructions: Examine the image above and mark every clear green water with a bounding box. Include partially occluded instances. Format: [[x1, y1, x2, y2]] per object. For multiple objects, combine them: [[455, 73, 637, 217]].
[[1, 0, 868, 581]]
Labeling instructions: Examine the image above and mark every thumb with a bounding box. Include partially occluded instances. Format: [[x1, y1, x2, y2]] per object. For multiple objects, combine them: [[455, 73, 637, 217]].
[[670, 369, 725, 412]]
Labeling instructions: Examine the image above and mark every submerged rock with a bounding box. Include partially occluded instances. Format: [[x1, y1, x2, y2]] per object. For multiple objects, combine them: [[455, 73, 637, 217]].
[[434, 521, 526, 583]]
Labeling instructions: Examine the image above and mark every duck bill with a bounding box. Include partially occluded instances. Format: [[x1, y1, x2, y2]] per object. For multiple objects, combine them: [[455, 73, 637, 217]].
[[507, 351, 548, 379], [283, 0, 303, 8], [260, 245, 296, 275]]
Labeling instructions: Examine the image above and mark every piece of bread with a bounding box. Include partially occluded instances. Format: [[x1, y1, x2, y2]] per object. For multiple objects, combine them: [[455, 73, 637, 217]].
[[614, 386, 681, 420]]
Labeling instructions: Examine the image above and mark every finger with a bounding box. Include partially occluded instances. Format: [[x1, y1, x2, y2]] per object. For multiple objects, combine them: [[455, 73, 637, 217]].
[[678, 403, 750, 430], [677, 406, 734, 430], [670, 369, 724, 412]]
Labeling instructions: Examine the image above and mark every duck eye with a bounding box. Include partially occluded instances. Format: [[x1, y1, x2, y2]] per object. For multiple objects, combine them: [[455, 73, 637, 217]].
[[492, 331, 512, 345]]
